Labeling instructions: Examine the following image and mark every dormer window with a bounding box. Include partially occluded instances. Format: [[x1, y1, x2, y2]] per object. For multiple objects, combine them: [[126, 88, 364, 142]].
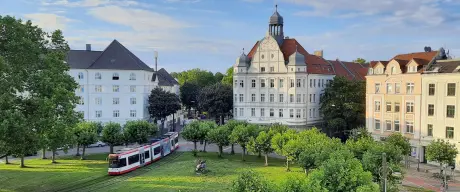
[[112, 73, 119, 80], [95, 72, 101, 80], [391, 67, 396, 74], [408, 66, 417, 73], [368, 68, 374, 75], [129, 73, 136, 80], [78, 72, 84, 79]]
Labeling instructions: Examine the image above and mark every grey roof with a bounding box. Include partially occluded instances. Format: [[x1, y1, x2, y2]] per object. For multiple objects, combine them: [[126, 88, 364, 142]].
[[287, 51, 306, 66], [67, 39, 154, 72], [237, 53, 249, 67], [430, 60, 460, 73], [153, 68, 179, 86], [269, 6, 283, 25]]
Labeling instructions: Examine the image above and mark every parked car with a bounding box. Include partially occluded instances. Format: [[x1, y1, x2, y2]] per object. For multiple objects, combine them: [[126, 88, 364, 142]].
[[12, 151, 37, 158], [88, 141, 106, 148]]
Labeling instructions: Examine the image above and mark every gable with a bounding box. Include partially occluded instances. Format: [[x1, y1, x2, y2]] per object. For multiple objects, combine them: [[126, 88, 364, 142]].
[[248, 35, 286, 73]]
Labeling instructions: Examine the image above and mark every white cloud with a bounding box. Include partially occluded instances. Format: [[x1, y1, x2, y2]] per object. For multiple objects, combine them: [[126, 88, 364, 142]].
[[41, 0, 143, 7], [23, 13, 77, 30]]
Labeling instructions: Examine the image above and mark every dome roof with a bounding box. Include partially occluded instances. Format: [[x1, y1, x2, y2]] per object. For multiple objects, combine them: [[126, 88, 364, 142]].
[[269, 5, 283, 25], [236, 53, 249, 67], [287, 50, 306, 66]]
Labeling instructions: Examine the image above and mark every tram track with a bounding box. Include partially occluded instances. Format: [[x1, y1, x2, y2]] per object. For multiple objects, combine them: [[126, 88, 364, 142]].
[[51, 151, 184, 192]]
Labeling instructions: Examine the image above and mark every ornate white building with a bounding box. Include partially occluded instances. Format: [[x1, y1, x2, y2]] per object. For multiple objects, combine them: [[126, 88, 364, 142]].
[[66, 40, 181, 126], [233, 6, 367, 127]]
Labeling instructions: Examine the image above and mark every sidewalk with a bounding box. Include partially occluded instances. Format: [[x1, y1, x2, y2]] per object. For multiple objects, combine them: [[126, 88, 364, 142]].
[[402, 161, 460, 192]]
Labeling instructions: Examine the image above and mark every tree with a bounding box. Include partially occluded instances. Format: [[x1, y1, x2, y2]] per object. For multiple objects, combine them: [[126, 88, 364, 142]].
[[221, 67, 233, 86], [231, 170, 272, 192], [207, 125, 231, 157], [271, 129, 298, 171], [346, 136, 377, 161], [197, 83, 233, 125], [230, 124, 258, 161], [123, 120, 158, 145], [199, 121, 217, 152], [248, 130, 274, 166], [148, 87, 181, 134], [181, 121, 202, 152], [173, 68, 217, 87], [101, 122, 123, 154], [319, 76, 365, 139], [75, 122, 98, 160], [226, 120, 247, 155], [386, 133, 411, 168], [348, 126, 372, 141], [426, 139, 458, 174], [179, 82, 200, 116], [95, 122, 104, 136], [214, 72, 224, 82], [305, 149, 379, 192], [361, 142, 403, 188], [353, 58, 367, 65]]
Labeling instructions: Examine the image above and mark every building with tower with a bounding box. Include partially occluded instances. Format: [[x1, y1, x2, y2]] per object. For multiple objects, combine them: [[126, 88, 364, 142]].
[[233, 5, 368, 127]]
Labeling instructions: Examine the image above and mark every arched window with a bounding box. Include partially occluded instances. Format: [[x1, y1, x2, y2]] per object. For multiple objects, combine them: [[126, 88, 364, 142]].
[[95, 72, 101, 80], [112, 73, 119, 80], [391, 67, 396, 74], [129, 73, 136, 80], [78, 72, 84, 79]]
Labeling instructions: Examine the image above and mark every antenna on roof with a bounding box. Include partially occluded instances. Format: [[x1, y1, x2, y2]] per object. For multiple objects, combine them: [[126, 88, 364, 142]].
[[275, 4, 278, 12], [242, 48, 245, 54]]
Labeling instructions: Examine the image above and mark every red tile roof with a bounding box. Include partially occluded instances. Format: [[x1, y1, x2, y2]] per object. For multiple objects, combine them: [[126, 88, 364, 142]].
[[342, 61, 369, 80], [328, 60, 354, 80], [392, 51, 438, 61]]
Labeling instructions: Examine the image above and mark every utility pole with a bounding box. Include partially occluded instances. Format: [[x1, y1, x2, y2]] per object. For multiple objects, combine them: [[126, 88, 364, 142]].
[[382, 152, 387, 192], [154, 51, 158, 72]]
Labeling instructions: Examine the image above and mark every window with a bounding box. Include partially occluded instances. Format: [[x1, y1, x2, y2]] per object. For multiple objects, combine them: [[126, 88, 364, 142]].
[[391, 66, 396, 74], [95, 110, 102, 118], [386, 102, 392, 112], [289, 109, 294, 118], [261, 79, 266, 87], [310, 79, 313, 87], [447, 83, 456, 96], [269, 94, 274, 102], [240, 80, 244, 87], [261, 67, 265, 72], [260, 94, 265, 102], [113, 85, 119, 92], [408, 66, 417, 72], [395, 102, 400, 112], [314, 79, 316, 87], [113, 110, 120, 117], [317, 79, 320, 87], [95, 97, 102, 105], [279, 94, 284, 102], [309, 94, 312, 103], [375, 101, 381, 112], [303, 109, 306, 118], [319, 94, 322, 103], [130, 110, 136, 117], [406, 121, 414, 133], [296, 109, 301, 118], [446, 127, 454, 139], [279, 79, 284, 88], [427, 124, 433, 136], [270, 79, 275, 88], [375, 83, 380, 93], [302, 94, 306, 103], [375, 120, 381, 130], [447, 105, 455, 118], [297, 68, 300, 72], [406, 102, 414, 113], [429, 84, 435, 96], [261, 108, 265, 117], [395, 83, 400, 93], [234, 94, 237, 102], [78, 96, 84, 105], [130, 98, 136, 105], [251, 79, 256, 88], [112, 73, 119, 80], [279, 109, 283, 117], [129, 73, 136, 80], [428, 104, 434, 116], [239, 108, 244, 116], [296, 79, 301, 87], [313, 94, 316, 103], [78, 85, 84, 93], [296, 94, 301, 103], [289, 94, 294, 103], [95, 72, 101, 80], [303, 79, 305, 88], [113, 98, 120, 105], [290, 79, 294, 87], [251, 94, 256, 102], [251, 108, 255, 117], [394, 120, 400, 132], [270, 109, 274, 117], [321, 79, 324, 87], [309, 109, 312, 118], [239, 94, 244, 102], [234, 80, 238, 87], [387, 83, 393, 93], [144, 151, 150, 159], [234, 108, 237, 116], [386, 120, 392, 131], [270, 67, 274, 72], [128, 154, 139, 165], [406, 83, 414, 94], [95, 85, 102, 92], [154, 146, 161, 156], [78, 72, 84, 79], [312, 108, 316, 117], [130, 85, 136, 92]]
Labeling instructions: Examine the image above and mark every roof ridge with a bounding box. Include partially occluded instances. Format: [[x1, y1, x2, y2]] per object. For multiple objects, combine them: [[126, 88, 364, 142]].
[[86, 40, 115, 68], [115, 40, 152, 71]]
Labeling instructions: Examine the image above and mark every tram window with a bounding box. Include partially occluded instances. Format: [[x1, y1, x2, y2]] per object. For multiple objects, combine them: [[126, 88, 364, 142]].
[[154, 146, 161, 155], [144, 151, 150, 159], [128, 154, 139, 165], [174, 137, 179, 144], [119, 158, 127, 167], [109, 159, 119, 168]]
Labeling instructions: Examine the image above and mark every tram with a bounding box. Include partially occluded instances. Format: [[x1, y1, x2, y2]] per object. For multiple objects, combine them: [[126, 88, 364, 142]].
[[107, 132, 179, 175]]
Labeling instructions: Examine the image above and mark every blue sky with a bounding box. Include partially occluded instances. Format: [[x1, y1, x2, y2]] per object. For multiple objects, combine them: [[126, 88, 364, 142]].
[[1, 0, 460, 73]]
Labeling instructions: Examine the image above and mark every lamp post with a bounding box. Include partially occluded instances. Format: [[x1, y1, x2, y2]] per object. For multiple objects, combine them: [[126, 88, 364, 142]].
[[154, 51, 158, 71]]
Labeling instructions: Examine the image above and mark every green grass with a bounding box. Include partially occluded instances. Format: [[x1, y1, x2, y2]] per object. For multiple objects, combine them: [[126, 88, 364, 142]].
[[402, 185, 435, 192]]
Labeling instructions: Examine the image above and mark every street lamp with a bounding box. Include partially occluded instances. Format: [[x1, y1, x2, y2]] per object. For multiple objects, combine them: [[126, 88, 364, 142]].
[[154, 51, 158, 71]]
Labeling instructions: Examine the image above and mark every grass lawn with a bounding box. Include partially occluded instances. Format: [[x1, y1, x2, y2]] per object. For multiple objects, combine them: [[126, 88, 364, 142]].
[[0, 152, 303, 192], [402, 185, 435, 192]]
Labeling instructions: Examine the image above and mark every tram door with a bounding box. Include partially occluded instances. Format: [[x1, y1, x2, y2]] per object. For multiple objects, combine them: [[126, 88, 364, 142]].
[[139, 148, 145, 167]]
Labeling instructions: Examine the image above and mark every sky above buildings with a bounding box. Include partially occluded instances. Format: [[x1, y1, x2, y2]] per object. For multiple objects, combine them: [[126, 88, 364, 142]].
[[2, 0, 460, 73]]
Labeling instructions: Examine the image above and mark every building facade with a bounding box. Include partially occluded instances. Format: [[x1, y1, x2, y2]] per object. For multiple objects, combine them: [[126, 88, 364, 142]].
[[233, 6, 368, 127], [67, 40, 181, 126]]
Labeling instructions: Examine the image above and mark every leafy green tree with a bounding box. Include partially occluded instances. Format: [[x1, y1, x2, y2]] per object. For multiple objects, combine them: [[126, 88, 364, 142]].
[[271, 129, 298, 171], [180, 82, 200, 116], [386, 133, 411, 156], [75, 122, 98, 160], [199, 121, 217, 152], [181, 121, 202, 151], [95, 122, 104, 136], [148, 87, 181, 134], [279, 175, 308, 192], [207, 125, 231, 157], [232, 170, 272, 192], [221, 67, 233, 86], [230, 124, 259, 161], [248, 130, 274, 166], [101, 122, 123, 154], [353, 58, 367, 64], [361, 142, 403, 187], [346, 136, 377, 161], [426, 139, 458, 174], [197, 83, 233, 125], [123, 120, 158, 145], [226, 120, 247, 154], [348, 126, 372, 141], [268, 123, 288, 135], [174, 68, 217, 87], [214, 72, 224, 82], [305, 149, 379, 192], [319, 76, 365, 138]]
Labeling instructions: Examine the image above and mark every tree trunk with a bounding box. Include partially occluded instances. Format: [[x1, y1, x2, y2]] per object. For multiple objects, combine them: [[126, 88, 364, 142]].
[[220, 115, 224, 125], [304, 168, 307, 174], [203, 141, 207, 152], [161, 119, 165, 135], [81, 146, 86, 160], [231, 144, 235, 155], [42, 148, 47, 159], [52, 150, 57, 163], [264, 154, 268, 166], [172, 113, 175, 132], [20, 156, 25, 168], [5, 156, 9, 164], [76, 144, 81, 156], [258, 151, 261, 158], [218, 146, 223, 158], [110, 145, 114, 154], [194, 142, 197, 150], [242, 147, 246, 161], [286, 159, 290, 171]]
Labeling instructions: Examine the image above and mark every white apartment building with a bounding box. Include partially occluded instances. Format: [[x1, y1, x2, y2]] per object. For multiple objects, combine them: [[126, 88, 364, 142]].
[[233, 6, 367, 127], [67, 40, 181, 126]]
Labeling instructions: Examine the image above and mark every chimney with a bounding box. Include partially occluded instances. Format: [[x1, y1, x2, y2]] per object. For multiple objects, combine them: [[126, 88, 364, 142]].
[[86, 44, 91, 51], [314, 50, 323, 58]]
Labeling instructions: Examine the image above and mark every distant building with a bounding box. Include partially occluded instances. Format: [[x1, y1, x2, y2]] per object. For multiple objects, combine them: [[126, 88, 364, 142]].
[[66, 40, 181, 126], [233, 5, 367, 127]]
